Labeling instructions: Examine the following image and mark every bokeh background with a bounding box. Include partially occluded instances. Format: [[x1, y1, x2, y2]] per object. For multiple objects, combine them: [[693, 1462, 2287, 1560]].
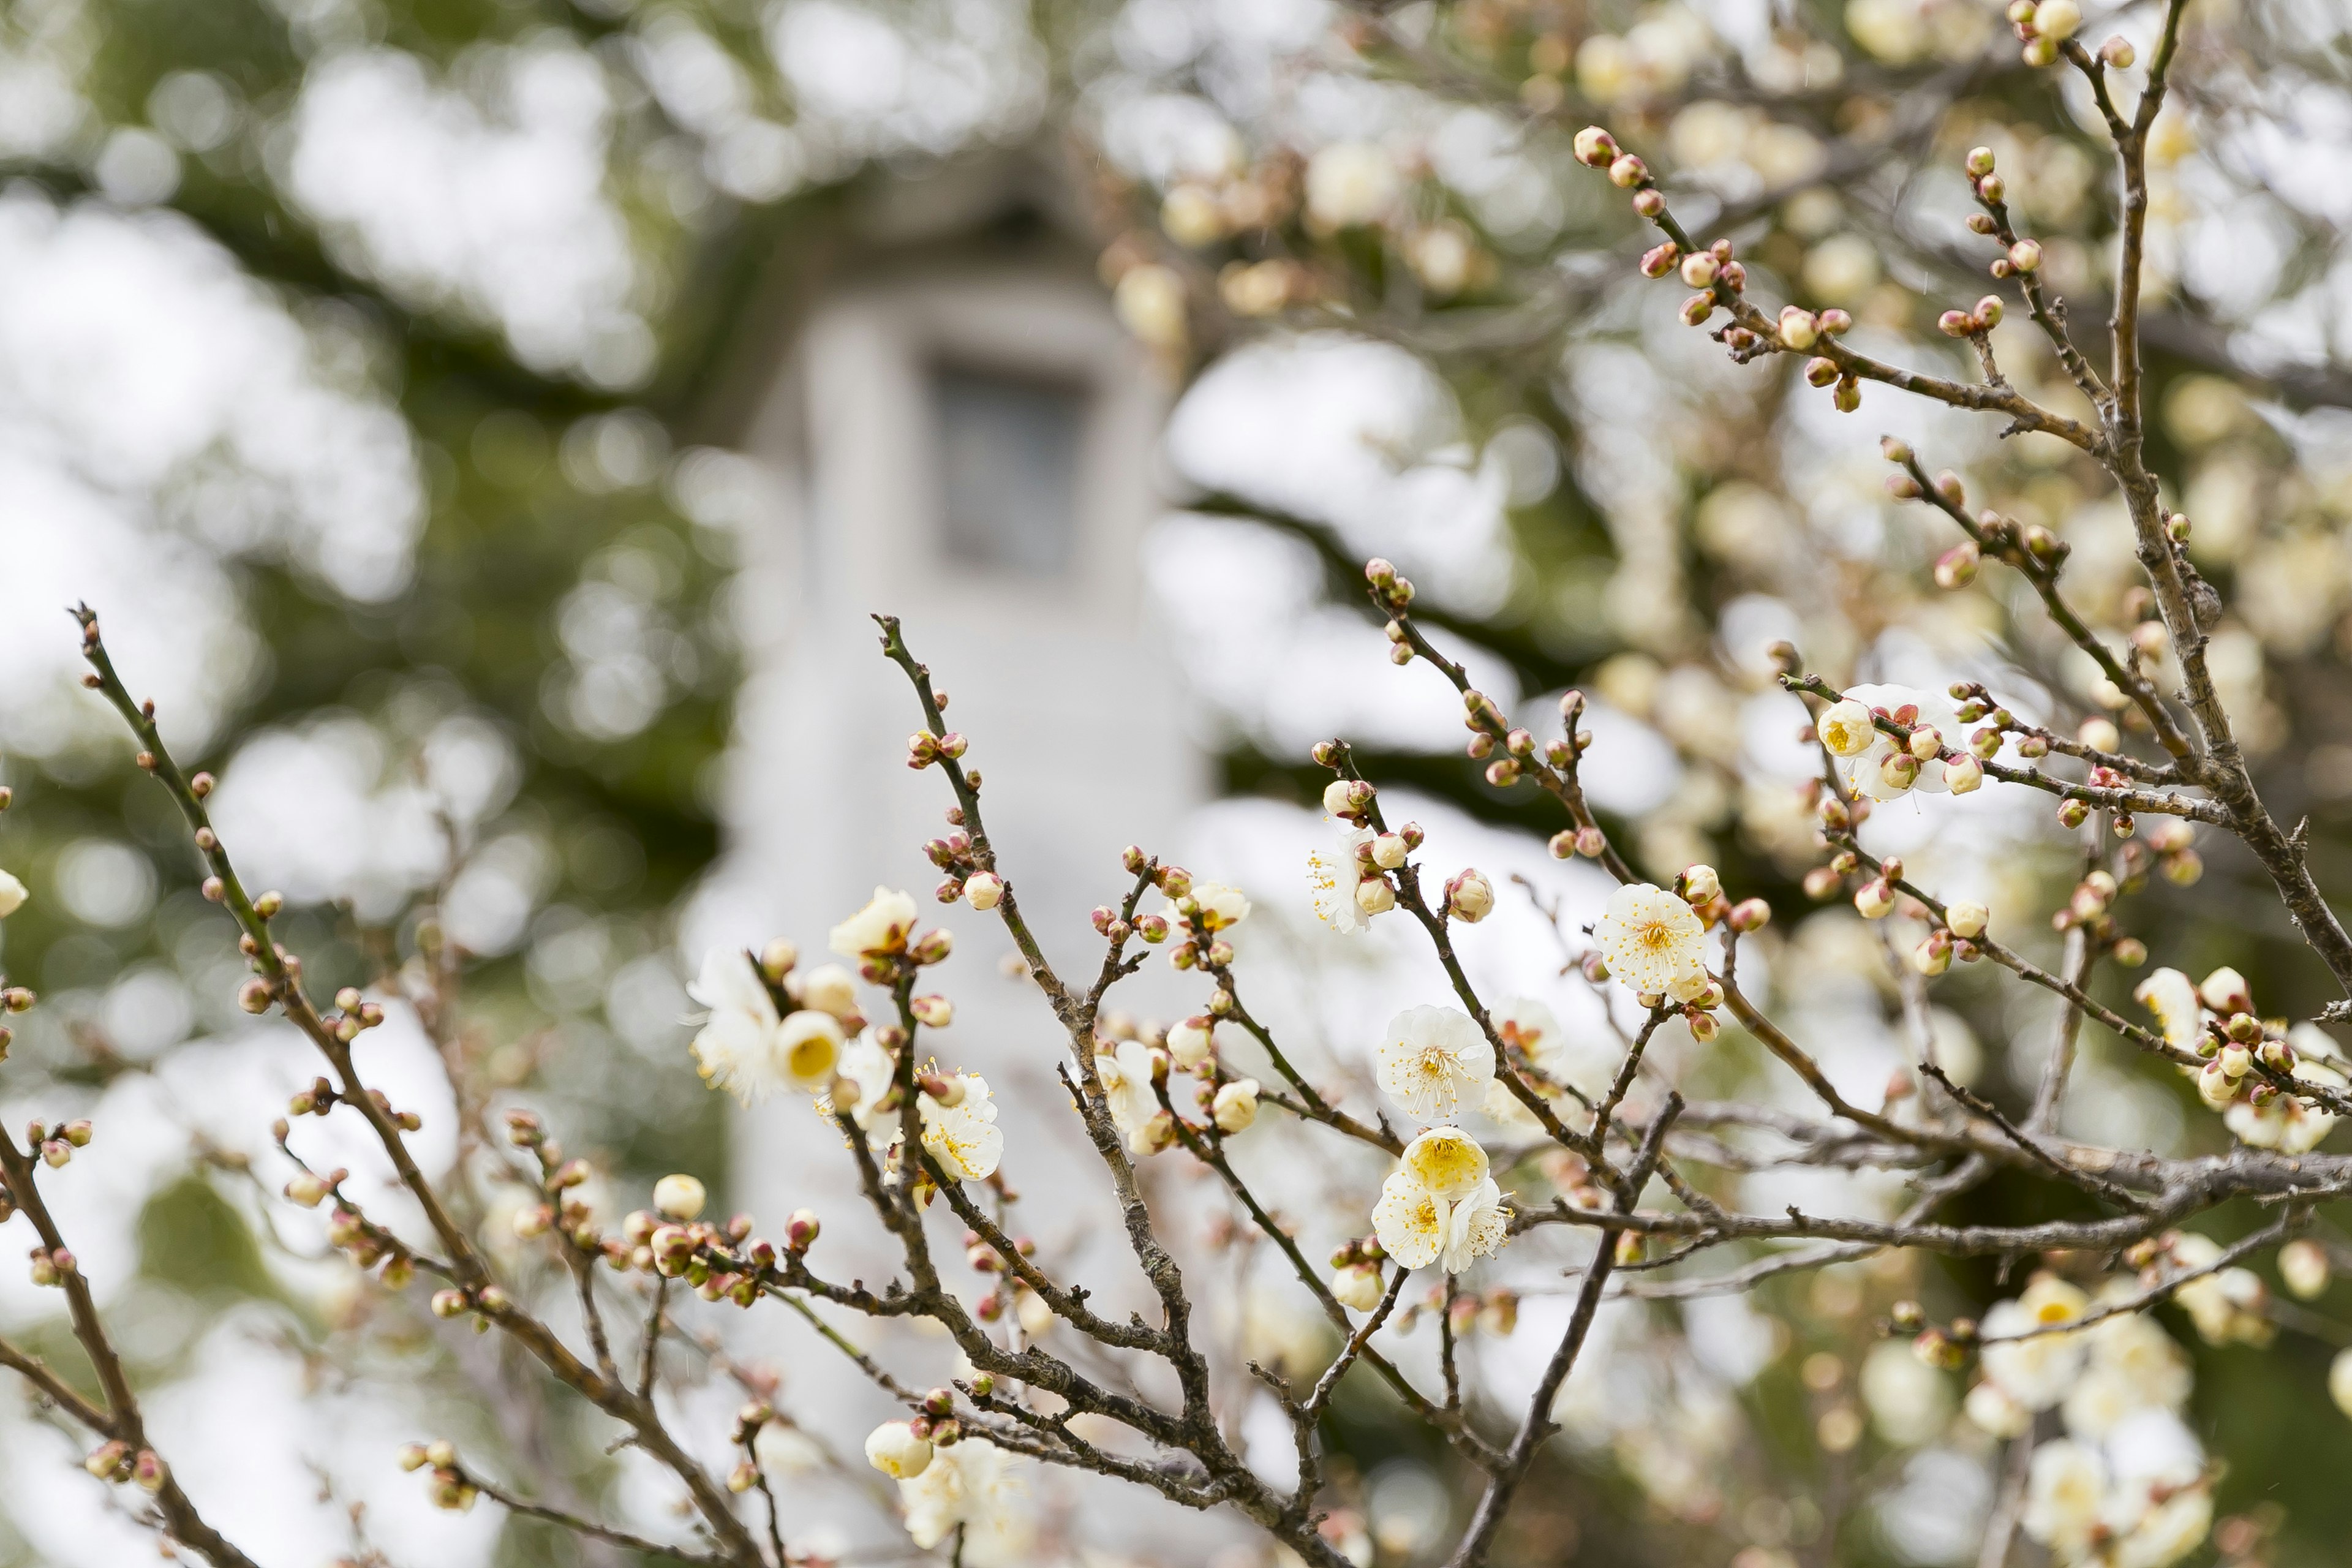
[[4, 0, 2352, 1563]]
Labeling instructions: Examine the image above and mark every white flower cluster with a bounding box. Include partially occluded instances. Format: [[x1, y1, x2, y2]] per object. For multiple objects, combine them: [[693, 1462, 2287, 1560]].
[[2133, 965, 2342, 1150], [1816, 682, 1983, 801], [1960, 1275, 2212, 1567], [864, 1425, 1035, 1567], [1095, 1013, 1261, 1157], [690, 888, 1001, 1181], [1371, 1126, 1508, 1274]]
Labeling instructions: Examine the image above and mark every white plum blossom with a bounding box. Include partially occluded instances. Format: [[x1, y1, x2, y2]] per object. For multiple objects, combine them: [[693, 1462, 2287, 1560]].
[[797, 962, 860, 1019], [1375, 1006, 1495, 1122], [1591, 883, 1707, 997], [1400, 1125, 1489, 1200], [2224, 1056, 2341, 1153], [2113, 1489, 2214, 1568], [2062, 1312, 2192, 1438], [1212, 1078, 1259, 1133], [829, 885, 919, 960], [829, 1033, 895, 1130], [2132, 968, 2203, 1049], [899, 1437, 1033, 1566], [1096, 1039, 1163, 1150], [865, 1420, 932, 1479], [2168, 1234, 2271, 1346], [688, 948, 800, 1103], [1823, 682, 1965, 802], [1305, 140, 1400, 230], [1308, 824, 1375, 933], [2022, 1439, 2107, 1559], [1815, 698, 1880, 760], [920, 1072, 1003, 1182], [1372, 1154, 1509, 1274], [1964, 1377, 2033, 1438], [772, 1009, 846, 1093], [1978, 1275, 2090, 1411]]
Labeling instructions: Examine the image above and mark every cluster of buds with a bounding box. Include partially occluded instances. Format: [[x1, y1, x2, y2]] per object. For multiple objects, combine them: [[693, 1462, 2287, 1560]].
[[1156, 862, 1242, 969], [904, 725, 970, 772], [285, 1075, 339, 1118], [325, 986, 388, 1045], [1959, 146, 2045, 281], [83, 1441, 168, 1491], [631, 1207, 768, 1306], [27, 1244, 75, 1287], [962, 1224, 1037, 1276], [726, 1400, 775, 1493], [325, 1204, 414, 1287], [1364, 556, 1416, 621], [2050, 869, 2139, 956], [1936, 295, 2006, 339], [2143, 818, 2203, 886], [924, 824, 1002, 913], [1329, 1236, 1387, 1311], [2192, 1005, 2289, 1111], [399, 1440, 478, 1511], [2007, 0, 2082, 64], [25, 1117, 92, 1170], [1440, 1285, 1520, 1340]]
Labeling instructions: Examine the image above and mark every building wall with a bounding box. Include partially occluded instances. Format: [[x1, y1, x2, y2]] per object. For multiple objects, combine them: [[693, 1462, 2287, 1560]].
[[708, 255, 1259, 1561]]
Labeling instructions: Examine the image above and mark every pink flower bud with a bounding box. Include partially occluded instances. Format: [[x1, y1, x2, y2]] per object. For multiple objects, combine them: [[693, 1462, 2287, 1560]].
[[1975, 296, 2004, 327], [1679, 252, 1719, 288], [2007, 239, 2042, 273], [1729, 897, 1772, 933], [1446, 869, 1495, 923], [1934, 541, 1980, 589], [1966, 146, 1996, 178], [1573, 126, 1618, 168], [1804, 356, 1839, 387], [1817, 309, 1852, 335], [1945, 753, 1983, 794], [1834, 377, 1861, 412], [2099, 34, 2135, 67], [786, 1208, 820, 1251], [1632, 189, 1665, 217], [1574, 826, 1608, 859], [1778, 307, 1818, 350], [1607, 154, 1648, 189], [1937, 309, 1973, 337], [1681, 293, 1715, 326]]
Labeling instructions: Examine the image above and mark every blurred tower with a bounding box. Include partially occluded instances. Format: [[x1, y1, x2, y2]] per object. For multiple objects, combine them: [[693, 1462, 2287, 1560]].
[[702, 148, 1228, 1556]]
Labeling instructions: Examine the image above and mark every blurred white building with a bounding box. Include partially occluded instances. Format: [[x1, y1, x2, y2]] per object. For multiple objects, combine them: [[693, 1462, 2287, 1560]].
[[701, 149, 1237, 1561]]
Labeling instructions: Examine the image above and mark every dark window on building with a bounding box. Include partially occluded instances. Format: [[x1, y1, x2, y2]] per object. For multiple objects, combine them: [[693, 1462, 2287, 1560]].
[[929, 363, 1087, 576]]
